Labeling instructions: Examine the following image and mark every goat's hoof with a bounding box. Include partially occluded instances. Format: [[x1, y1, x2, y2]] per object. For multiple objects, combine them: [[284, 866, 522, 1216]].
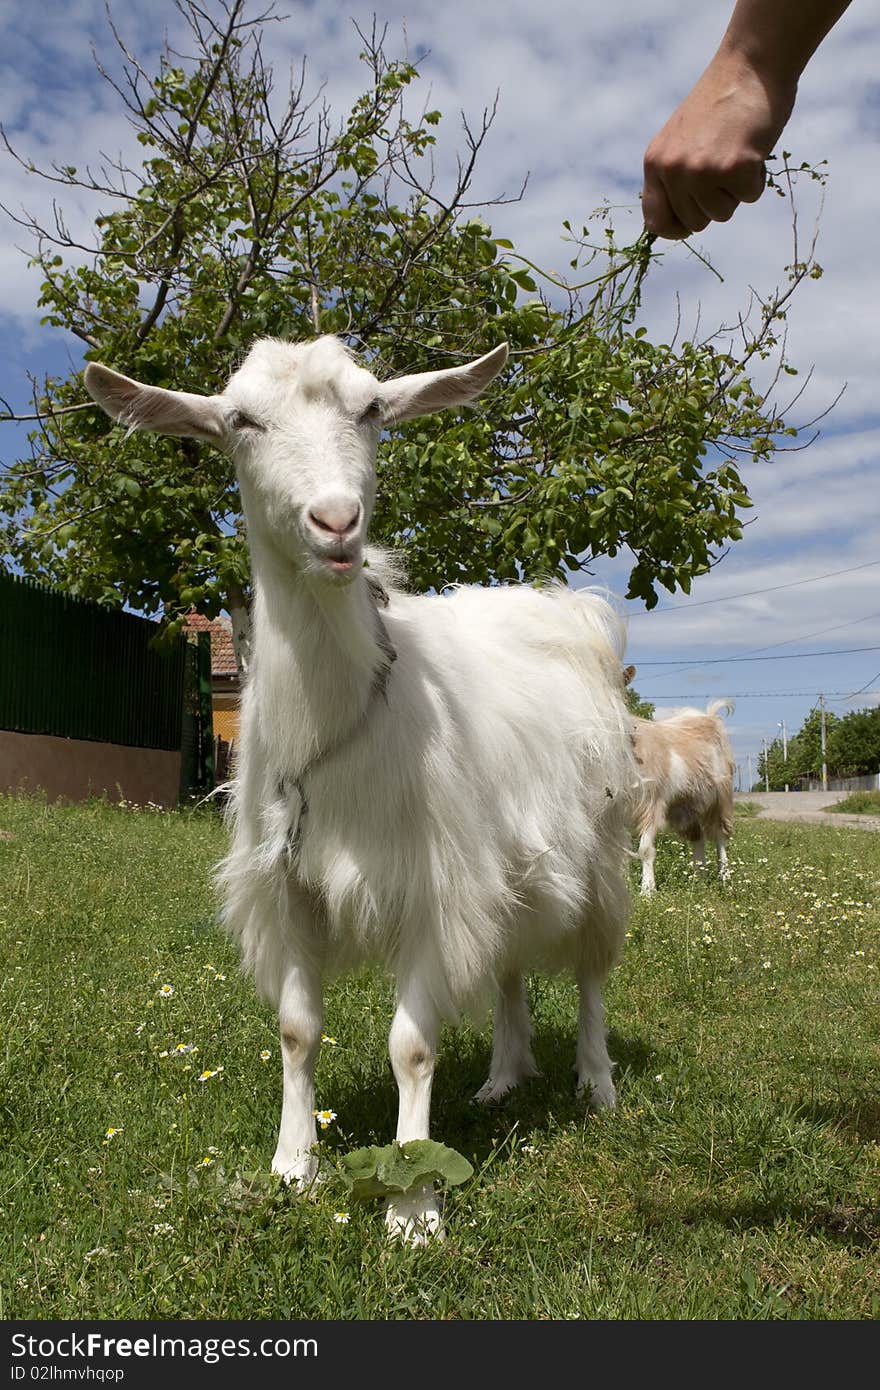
[[474, 1060, 540, 1105], [272, 1154, 322, 1196], [577, 1076, 617, 1111], [384, 1188, 444, 1246], [473, 1077, 515, 1105]]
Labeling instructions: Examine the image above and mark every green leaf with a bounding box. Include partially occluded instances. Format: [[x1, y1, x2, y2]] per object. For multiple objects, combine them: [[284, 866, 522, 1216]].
[[338, 1140, 474, 1201]]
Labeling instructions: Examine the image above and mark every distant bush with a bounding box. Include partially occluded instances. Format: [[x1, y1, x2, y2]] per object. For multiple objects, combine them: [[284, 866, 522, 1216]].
[[829, 790, 880, 816]]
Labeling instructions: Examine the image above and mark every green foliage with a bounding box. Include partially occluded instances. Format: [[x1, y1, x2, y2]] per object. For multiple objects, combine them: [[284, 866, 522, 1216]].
[[760, 705, 879, 788], [757, 736, 789, 790], [786, 708, 839, 783], [1, 3, 823, 633], [829, 789, 880, 815], [338, 1140, 473, 1201], [827, 707, 880, 778], [624, 684, 654, 719]]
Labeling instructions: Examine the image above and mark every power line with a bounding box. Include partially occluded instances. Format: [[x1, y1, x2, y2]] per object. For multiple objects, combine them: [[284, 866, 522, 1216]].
[[829, 670, 880, 701], [649, 690, 858, 700], [740, 610, 880, 656], [639, 608, 880, 685], [635, 645, 880, 666], [628, 559, 880, 616]]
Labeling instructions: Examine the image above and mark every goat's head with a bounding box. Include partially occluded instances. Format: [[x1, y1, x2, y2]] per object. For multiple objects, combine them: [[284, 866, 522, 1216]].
[[83, 335, 509, 585]]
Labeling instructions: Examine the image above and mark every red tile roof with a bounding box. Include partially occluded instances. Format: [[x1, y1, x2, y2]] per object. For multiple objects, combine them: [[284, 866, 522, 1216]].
[[183, 612, 239, 678]]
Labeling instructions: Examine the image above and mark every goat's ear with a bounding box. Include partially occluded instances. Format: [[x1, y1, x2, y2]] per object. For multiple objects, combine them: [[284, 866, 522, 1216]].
[[376, 342, 509, 424], [83, 364, 226, 443], [623, 664, 637, 687]]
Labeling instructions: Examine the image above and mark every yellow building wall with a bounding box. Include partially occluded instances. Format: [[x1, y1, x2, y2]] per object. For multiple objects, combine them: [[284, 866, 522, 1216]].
[[212, 704, 240, 743]]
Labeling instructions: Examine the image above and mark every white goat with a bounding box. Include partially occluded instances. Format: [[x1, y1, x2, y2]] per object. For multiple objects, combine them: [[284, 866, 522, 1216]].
[[624, 676, 736, 895], [84, 335, 637, 1243]]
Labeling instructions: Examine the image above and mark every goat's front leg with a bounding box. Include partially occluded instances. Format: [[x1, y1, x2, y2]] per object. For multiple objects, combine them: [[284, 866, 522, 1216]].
[[272, 958, 323, 1192], [638, 825, 658, 896], [474, 972, 539, 1103], [691, 835, 707, 874], [385, 978, 443, 1245], [576, 971, 616, 1110]]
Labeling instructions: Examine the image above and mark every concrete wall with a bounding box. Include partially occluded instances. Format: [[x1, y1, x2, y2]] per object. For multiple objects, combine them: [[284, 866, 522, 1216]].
[[0, 729, 182, 808], [803, 772, 880, 793]]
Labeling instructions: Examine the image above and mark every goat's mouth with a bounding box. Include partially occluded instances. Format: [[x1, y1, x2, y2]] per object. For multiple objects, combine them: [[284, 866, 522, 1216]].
[[308, 542, 363, 581]]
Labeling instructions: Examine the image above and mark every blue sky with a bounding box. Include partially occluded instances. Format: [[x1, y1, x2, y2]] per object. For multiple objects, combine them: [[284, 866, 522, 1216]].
[[1, 0, 878, 785]]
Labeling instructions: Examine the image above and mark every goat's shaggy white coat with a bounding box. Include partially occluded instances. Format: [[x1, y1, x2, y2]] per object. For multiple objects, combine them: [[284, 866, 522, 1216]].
[[627, 695, 736, 895], [84, 335, 637, 1243]]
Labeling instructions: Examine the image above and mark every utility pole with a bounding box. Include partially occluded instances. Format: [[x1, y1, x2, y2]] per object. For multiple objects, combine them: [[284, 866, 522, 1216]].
[[762, 737, 769, 792], [820, 694, 828, 792], [747, 752, 753, 792], [778, 719, 788, 793]]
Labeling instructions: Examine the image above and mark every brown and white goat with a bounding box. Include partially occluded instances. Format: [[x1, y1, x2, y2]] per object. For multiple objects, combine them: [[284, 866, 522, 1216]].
[[624, 672, 735, 895]]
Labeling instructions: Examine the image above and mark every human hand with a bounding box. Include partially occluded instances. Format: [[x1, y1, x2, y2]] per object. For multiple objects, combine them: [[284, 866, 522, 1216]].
[[641, 53, 796, 238]]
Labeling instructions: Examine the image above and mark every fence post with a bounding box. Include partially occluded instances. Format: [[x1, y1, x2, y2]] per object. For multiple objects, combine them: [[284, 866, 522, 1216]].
[[197, 630, 215, 792]]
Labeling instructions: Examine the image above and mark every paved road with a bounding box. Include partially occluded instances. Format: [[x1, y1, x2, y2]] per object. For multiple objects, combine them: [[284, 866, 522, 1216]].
[[735, 790, 880, 831]]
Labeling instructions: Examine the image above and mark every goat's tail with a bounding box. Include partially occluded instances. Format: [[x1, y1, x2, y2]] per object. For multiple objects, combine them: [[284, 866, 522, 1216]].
[[706, 698, 735, 720]]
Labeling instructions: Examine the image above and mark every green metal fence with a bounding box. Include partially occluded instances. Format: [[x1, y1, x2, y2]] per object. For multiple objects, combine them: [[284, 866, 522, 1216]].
[[179, 632, 216, 799], [0, 573, 214, 794]]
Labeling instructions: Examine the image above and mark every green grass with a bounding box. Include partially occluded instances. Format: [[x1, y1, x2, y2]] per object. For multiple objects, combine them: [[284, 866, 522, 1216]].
[[733, 799, 762, 818], [1, 792, 878, 1320], [829, 790, 880, 816]]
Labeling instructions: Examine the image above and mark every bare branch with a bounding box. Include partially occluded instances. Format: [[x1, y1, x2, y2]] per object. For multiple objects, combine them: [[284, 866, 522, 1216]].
[[0, 402, 92, 424], [22, 502, 110, 539]]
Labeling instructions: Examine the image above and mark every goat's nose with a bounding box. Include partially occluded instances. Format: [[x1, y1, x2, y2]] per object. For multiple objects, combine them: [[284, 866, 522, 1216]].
[[307, 501, 361, 537]]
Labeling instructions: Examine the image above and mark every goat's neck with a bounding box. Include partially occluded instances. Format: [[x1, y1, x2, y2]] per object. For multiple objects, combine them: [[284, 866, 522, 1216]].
[[249, 541, 388, 778]]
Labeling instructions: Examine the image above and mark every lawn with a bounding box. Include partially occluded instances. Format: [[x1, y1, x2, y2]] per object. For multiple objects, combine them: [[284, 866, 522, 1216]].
[[1, 792, 877, 1320]]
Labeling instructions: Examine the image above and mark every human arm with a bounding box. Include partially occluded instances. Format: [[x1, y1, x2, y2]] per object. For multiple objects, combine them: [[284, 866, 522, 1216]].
[[641, 0, 853, 239]]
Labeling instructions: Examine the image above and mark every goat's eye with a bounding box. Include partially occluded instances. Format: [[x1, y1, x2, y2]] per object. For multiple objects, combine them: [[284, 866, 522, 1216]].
[[229, 410, 264, 433]]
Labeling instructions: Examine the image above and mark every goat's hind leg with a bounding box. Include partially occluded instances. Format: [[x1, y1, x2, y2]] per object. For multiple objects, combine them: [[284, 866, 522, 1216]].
[[691, 834, 707, 874], [575, 884, 627, 1110], [717, 833, 731, 883], [385, 976, 443, 1245], [714, 802, 734, 884], [474, 971, 539, 1103]]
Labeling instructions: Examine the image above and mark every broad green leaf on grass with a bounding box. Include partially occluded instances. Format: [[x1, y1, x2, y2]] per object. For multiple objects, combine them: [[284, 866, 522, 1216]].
[[339, 1140, 473, 1200]]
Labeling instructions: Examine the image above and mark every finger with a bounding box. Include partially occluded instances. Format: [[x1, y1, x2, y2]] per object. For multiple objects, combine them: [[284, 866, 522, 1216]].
[[640, 178, 690, 240], [660, 181, 712, 236], [724, 156, 767, 205], [693, 186, 741, 224]]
